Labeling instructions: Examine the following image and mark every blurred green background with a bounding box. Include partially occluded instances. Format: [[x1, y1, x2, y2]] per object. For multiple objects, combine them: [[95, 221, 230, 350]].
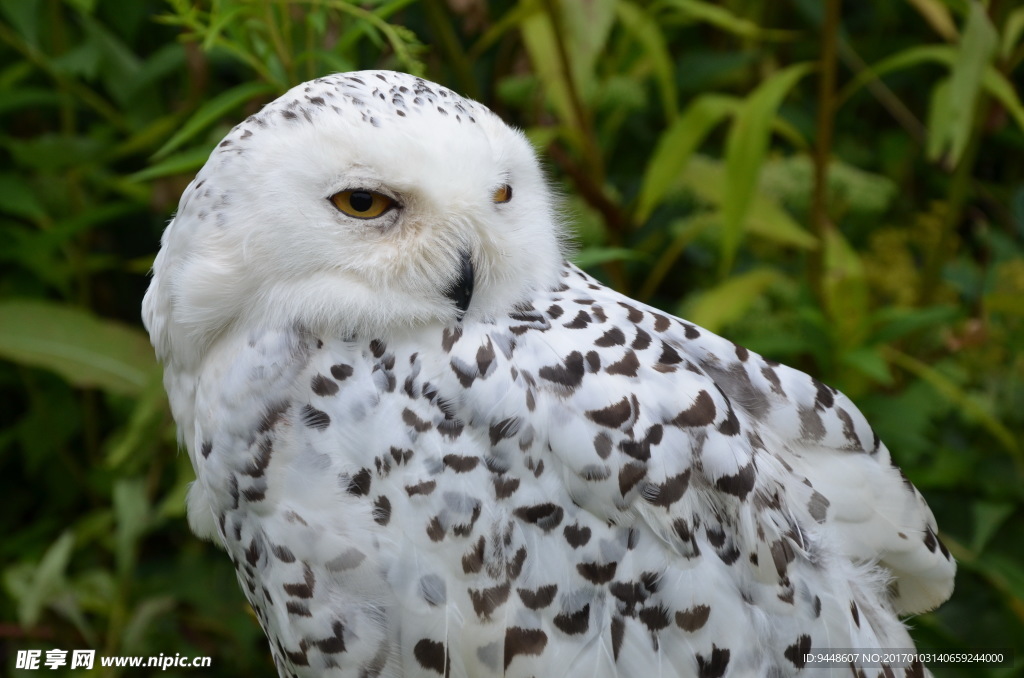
[[1, 0, 1022, 676]]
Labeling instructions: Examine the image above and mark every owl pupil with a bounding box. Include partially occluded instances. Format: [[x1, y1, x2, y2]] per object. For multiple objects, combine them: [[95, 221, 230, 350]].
[[350, 191, 374, 212]]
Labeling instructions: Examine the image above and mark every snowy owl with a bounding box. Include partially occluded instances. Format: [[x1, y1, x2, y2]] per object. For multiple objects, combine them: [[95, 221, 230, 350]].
[[143, 71, 954, 677]]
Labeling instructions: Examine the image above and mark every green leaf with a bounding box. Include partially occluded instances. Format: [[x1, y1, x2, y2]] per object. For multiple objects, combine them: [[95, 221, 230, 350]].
[[661, 0, 798, 41], [986, 291, 1024, 315], [0, 172, 46, 221], [838, 44, 955, 104], [683, 267, 782, 333], [156, 466, 194, 521], [73, 511, 115, 551], [1000, 6, 1024, 60], [677, 155, 818, 249], [971, 552, 1024, 609], [130, 143, 216, 182], [840, 346, 893, 384], [822, 228, 869, 348], [4, 531, 74, 627], [64, 0, 97, 12], [929, 2, 997, 165], [122, 596, 176, 655], [520, 4, 576, 135], [904, 0, 959, 41], [7, 133, 105, 172], [469, 1, 535, 60], [635, 94, 738, 223], [638, 214, 716, 301], [747, 202, 818, 250], [48, 586, 96, 647], [971, 501, 1015, 553], [79, 12, 143, 106], [114, 478, 150, 577], [0, 87, 61, 115], [105, 372, 169, 469], [0, 0, 42, 47], [0, 300, 157, 395], [201, 6, 247, 52], [68, 568, 115, 622], [117, 42, 187, 105], [572, 247, 649, 268], [615, 1, 677, 120], [720, 62, 814, 274], [759, 156, 898, 218], [925, 79, 953, 161], [883, 348, 1023, 462], [839, 41, 1024, 136], [981, 68, 1024, 134], [868, 305, 961, 344], [942, 536, 1024, 613], [152, 81, 276, 159], [561, 0, 617, 105], [518, 0, 614, 154], [50, 34, 103, 80], [53, 202, 141, 241]]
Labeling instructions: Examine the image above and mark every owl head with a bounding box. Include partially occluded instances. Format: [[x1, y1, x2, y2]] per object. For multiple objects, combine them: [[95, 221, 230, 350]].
[[143, 71, 564, 367]]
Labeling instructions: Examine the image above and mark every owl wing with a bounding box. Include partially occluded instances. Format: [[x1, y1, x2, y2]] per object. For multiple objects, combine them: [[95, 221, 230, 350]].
[[543, 265, 955, 616], [460, 264, 956, 674], [666, 310, 956, 615]]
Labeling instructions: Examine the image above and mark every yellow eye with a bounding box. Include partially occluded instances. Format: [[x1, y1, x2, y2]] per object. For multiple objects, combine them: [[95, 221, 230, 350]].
[[492, 183, 513, 204], [329, 189, 395, 219]]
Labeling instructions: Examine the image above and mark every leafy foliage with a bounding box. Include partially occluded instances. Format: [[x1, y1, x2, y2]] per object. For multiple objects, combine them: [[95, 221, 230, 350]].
[[1, 1, 1022, 676]]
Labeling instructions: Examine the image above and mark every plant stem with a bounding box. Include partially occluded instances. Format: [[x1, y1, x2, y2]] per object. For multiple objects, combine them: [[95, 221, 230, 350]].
[[810, 0, 841, 309], [423, 0, 479, 99], [836, 40, 926, 144], [638, 218, 708, 302], [0, 20, 127, 131], [264, 0, 293, 84], [539, 0, 605, 186], [548, 142, 629, 292]]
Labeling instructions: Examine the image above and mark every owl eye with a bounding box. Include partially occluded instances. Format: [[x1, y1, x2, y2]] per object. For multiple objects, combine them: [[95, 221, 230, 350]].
[[329, 189, 395, 219], [492, 184, 513, 204]]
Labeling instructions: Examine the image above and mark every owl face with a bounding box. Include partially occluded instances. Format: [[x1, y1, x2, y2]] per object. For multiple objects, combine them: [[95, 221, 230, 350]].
[[145, 72, 564, 365]]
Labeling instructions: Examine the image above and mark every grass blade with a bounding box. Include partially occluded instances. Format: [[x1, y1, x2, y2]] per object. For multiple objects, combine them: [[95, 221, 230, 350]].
[[152, 81, 276, 160], [720, 62, 814, 274]]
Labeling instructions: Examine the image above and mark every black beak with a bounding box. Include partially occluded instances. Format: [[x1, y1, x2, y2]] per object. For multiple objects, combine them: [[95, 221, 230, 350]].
[[445, 250, 474, 321]]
